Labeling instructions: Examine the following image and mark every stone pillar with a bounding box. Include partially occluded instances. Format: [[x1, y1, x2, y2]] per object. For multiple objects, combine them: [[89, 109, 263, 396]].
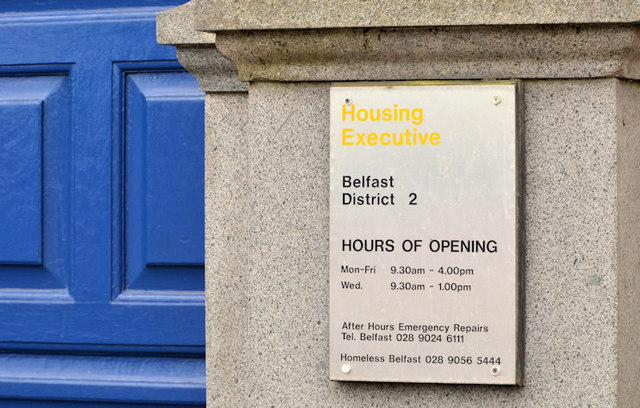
[[159, 2, 640, 406]]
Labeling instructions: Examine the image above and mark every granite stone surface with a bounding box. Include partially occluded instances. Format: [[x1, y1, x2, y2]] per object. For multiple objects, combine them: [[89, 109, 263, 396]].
[[193, 0, 640, 31], [203, 79, 632, 406], [175, 46, 248, 93], [157, 1, 247, 93], [204, 92, 250, 407], [615, 80, 640, 408], [213, 25, 640, 82], [157, 1, 216, 45]]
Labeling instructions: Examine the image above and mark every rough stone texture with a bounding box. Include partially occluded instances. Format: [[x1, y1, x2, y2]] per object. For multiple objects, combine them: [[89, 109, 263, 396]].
[[204, 79, 634, 407], [213, 25, 640, 82], [194, 0, 640, 31], [175, 46, 248, 93], [615, 80, 640, 408], [157, 1, 216, 45], [204, 92, 249, 407], [158, 2, 247, 93], [521, 80, 618, 406]]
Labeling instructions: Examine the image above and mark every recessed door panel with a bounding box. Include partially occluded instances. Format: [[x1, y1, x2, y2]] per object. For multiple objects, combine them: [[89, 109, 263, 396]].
[[122, 71, 204, 293], [0, 74, 71, 291]]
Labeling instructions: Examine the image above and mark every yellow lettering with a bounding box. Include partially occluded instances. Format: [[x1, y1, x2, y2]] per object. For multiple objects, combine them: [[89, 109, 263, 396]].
[[340, 104, 438, 147], [342, 128, 354, 145], [411, 109, 423, 125], [342, 104, 355, 122]]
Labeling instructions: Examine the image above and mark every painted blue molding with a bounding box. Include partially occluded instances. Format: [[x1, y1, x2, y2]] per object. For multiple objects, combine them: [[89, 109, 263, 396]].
[[0, 353, 205, 403], [1, 0, 187, 14]]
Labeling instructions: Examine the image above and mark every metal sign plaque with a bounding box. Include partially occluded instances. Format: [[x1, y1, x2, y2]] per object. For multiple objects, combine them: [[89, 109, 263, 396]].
[[329, 81, 521, 384]]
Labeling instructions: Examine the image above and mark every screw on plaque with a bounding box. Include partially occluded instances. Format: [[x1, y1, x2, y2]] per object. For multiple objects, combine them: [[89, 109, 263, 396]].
[[491, 95, 501, 105], [344, 97, 352, 105], [490, 365, 501, 376], [341, 364, 352, 374]]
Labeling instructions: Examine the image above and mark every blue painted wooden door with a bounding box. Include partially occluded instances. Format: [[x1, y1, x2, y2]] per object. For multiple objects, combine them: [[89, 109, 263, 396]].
[[0, 1, 205, 405]]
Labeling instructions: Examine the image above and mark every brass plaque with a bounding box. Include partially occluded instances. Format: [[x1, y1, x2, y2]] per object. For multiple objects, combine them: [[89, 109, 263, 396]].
[[329, 81, 521, 384]]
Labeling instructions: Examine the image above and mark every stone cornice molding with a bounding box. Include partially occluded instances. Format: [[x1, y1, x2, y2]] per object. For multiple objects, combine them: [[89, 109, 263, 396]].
[[159, 2, 640, 84], [212, 24, 640, 82], [175, 46, 248, 92], [157, 2, 247, 92], [157, 2, 216, 45], [193, 0, 640, 31]]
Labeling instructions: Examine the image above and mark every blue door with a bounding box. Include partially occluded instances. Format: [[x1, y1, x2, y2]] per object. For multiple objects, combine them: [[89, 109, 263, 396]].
[[0, 1, 205, 405]]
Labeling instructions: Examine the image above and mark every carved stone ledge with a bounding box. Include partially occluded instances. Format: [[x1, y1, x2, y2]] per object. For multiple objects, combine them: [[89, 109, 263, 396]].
[[213, 24, 640, 82], [157, 2, 247, 92], [176, 46, 248, 93], [194, 0, 640, 32]]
